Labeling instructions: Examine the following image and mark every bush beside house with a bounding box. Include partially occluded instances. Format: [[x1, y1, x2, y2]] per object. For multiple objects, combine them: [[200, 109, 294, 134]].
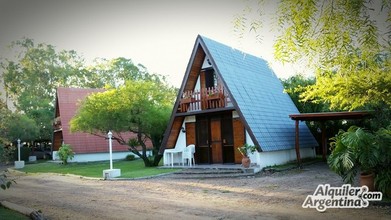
[[328, 125, 391, 197]]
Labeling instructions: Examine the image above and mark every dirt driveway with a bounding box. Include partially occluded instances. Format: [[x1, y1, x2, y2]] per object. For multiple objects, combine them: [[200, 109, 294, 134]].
[[1, 163, 390, 220]]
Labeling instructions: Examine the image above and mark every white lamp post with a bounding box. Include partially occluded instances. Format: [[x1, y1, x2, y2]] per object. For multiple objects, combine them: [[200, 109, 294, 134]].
[[108, 130, 113, 170], [102, 130, 121, 179], [17, 138, 21, 161], [15, 138, 24, 169]]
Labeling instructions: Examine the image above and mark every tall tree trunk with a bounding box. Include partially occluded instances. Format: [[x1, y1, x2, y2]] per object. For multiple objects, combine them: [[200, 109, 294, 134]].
[[141, 156, 152, 167], [153, 154, 163, 166], [137, 130, 152, 167]]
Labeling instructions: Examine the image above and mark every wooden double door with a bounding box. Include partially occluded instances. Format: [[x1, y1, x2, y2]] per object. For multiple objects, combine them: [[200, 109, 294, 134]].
[[196, 112, 235, 164]]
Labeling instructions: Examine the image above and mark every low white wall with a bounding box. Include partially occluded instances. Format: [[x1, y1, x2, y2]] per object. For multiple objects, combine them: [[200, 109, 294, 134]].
[[53, 151, 152, 163], [251, 147, 316, 169]]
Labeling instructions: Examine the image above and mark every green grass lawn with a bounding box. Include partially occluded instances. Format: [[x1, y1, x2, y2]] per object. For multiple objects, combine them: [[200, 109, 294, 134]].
[[0, 206, 29, 220], [19, 159, 180, 178]]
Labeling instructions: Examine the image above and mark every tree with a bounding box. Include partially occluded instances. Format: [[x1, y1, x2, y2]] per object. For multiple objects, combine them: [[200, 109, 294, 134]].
[[281, 74, 354, 148], [70, 78, 176, 167], [236, 2, 390, 193], [1, 38, 173, 153], [0, 101, 12, 144], [0, 38, 94, 141], [281, 74, 328, 113], [87, 57, 154, 88], [1, 38, 151, 145], [0, 98, 39, 144], [1, 38, 91, 109], [0, 101, 15, 164], [1, 113, 39, 143], [0, 100, 39, 163], [235, 1, 391, 113]]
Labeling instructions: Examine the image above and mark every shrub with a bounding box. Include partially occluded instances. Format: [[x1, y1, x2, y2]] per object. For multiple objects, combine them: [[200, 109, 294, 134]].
[[328, 126, 378, 184], [125, 154, 136, 161], [0, 144, 15, 164], [374, 126, 391, 197], [57, 144, 74, 165], [328, 125, 391, 196]]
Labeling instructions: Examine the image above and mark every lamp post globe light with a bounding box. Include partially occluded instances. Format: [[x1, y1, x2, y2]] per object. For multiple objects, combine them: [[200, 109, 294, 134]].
[[17, 138, 21, 161], [14, 138, 25, 169], [108, 130, 113, 170], [102, 130, 121, 179]]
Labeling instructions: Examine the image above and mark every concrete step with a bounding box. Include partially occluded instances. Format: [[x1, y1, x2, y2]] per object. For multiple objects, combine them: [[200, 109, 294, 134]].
[[163, 172, 255, 179], [178, 168, 244, 175], [161, 166, 259, 179]]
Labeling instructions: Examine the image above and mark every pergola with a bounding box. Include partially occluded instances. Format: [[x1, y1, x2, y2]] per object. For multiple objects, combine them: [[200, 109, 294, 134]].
[[289, 111, 371, 167]]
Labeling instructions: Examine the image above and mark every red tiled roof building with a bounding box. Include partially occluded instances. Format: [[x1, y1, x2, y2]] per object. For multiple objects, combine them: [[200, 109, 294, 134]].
[[53, 87, 151, 162]]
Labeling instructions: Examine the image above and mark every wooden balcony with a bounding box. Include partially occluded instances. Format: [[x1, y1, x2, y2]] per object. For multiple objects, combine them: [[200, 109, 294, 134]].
[[178, 87, 230, 113]]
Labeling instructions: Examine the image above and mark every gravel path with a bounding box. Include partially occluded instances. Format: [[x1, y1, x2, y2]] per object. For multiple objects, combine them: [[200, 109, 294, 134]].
[[1, 163, 390, 219]]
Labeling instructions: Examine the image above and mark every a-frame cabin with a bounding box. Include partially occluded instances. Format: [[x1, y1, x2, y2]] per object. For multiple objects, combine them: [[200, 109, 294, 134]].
[[160, 35, 318, 168]]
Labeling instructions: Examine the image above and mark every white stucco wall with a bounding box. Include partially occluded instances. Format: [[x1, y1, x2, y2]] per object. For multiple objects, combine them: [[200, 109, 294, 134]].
[[174, 123, 187, 149], [53, 151, 152, 163], [251, 147, 316, 169], [244, 128, 316, 169]]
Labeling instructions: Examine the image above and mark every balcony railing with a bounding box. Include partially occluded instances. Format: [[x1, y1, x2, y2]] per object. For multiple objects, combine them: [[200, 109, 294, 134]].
[[178, 87, 230, 113]]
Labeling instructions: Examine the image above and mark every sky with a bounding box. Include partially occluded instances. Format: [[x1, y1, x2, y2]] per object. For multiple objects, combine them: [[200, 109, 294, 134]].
[[0, 0, 291, 88]]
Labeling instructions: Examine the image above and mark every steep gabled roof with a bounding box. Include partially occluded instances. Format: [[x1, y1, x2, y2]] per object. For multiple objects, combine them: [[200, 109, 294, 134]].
[[201, 36, 318, 151], [55, 87, 138, 154], [162, 35, 318, 152]]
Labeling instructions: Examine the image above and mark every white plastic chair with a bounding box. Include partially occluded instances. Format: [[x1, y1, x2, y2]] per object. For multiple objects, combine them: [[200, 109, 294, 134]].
[[182, 144, 195, 167]]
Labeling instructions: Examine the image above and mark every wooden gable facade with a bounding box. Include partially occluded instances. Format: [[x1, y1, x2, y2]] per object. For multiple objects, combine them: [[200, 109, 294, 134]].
[[160, 37, 247, 164]]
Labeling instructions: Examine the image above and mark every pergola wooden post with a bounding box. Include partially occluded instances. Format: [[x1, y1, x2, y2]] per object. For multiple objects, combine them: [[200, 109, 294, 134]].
[[294, 120, 301, 167], [321, 122, 326, 161], [289, 111, 371, 168]]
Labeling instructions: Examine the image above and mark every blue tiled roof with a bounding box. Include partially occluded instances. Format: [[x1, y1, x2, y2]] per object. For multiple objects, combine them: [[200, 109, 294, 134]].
[[200, 35, 318, 151]]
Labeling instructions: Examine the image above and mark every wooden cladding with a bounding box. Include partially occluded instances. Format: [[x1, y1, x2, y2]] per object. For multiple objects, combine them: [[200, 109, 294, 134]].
[[178, 86, 228, 112], [166, 117, 184, 148], [184, 47, 205, 92], [52, 132, 63, 151], [233, 118, 246, 164], [185, 122, 196, 146], [165, 113, 246, 164], [210, 118, 223, 163]]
